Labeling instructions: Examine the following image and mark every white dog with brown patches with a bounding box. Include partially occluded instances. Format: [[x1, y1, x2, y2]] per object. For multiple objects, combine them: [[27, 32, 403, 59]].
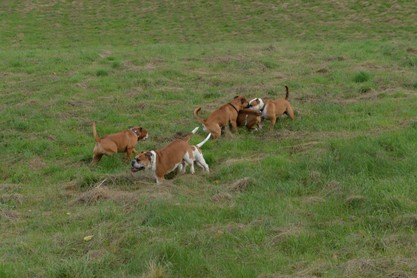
[[131, 127, 211, 184], [181, 133, 211, 174]]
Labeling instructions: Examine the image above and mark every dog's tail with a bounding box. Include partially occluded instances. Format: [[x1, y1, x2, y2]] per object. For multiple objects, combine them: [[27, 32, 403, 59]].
[[92, 121, 100, 142], [191, 127, 199, 134], [193, 107, 205, 123], [196, 133, 211, 148], [285, 86, 290, 100], [182, 127, 199, 142]]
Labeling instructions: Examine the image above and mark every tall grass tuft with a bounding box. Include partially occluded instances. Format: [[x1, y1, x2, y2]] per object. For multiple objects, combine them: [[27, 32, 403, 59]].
[[141, 260, 170, 278], [353, 71, 371, 83], [96, 69, 109, 76]]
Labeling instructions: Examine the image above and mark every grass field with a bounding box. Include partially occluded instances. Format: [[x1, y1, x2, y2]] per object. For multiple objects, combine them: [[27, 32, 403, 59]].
[[1, 1, 417, 277]]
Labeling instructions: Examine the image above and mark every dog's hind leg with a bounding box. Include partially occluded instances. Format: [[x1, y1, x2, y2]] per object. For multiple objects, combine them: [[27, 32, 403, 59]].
[[286, 105, 295, 120], [196, 159, 209, 173], [210, 125, 222, 139], [182, 155, 195, 174]]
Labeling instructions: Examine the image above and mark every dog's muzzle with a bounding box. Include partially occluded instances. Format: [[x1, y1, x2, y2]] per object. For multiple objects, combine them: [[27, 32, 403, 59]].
[[131, 160, 145, 172]]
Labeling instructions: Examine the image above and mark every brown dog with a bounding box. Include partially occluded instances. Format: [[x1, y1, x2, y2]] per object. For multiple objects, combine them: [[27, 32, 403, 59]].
[[248, 86, 295, 129], [92, 121, 148, 165], [131, 127, 210, 185], [194, 96, 257, 139], [237, 109, 262, 131]]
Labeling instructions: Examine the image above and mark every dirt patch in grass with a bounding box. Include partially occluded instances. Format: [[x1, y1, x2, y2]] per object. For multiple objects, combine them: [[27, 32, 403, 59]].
[[21, 0, 58, 13], [223, 156, 265, 167], [341, 258, 387, 276], [270, 224, 304, 245], [28, 156, 46, 171], [228, 177, 251, 192], [0, 183, 22, 193], [72, 186, 138, 205], [86, 249, 109, 262], [394, 213, 417, 229], [1, 209, 19, 221], [345, 195, 366, 209], [383, 233, 417, 250], [211, 192, 233, 203], [322, 180, 343, 197], [340, 257, 417, 277], [70, 172, 188, 205], [302, 196, 326, 205], [0, 193, 24, 206], [204, 222, 249, 237], [406, 47, 417, 54]]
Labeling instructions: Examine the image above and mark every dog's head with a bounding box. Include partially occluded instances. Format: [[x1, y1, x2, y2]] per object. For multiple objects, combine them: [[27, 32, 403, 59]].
[[248, 98, 264, 112], [232, 96, 249, 109], [131, 151, 153, 172], [129, 127, 149, 141]]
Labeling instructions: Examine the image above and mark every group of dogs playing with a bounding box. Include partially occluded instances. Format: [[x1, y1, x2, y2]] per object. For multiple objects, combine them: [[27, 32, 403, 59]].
[[92, 86, 295, 185]]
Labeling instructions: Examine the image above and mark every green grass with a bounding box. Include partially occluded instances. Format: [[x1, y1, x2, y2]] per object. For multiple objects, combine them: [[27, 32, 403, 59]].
[[1, 0, 417, 277]]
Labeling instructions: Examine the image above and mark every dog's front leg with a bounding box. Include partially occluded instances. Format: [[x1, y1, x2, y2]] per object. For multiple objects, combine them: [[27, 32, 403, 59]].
[[269, 117, 277, 130], [230, 120, 238, 133], [155, 176, 164, 185]]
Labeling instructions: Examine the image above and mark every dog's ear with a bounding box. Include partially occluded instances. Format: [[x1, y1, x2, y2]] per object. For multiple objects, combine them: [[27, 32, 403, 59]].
[[145, 151, 153, 159], [234, 96, 239, 99], [241, 97, 247, 104], [139, 127, 143, 132]]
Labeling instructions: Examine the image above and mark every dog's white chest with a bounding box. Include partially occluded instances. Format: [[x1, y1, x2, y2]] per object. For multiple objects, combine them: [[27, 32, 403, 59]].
[[261, 105, 268, 118]]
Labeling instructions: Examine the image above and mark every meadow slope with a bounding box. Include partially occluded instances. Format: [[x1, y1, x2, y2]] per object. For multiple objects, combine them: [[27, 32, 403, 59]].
[[1, 1, 417, 277]]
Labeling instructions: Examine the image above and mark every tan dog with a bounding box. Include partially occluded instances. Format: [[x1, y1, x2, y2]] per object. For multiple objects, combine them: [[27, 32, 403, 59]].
[[131, 127, 211, 185], [248, 86, 295, 129], [237, 110, 262, 131], [181, 133, 211, 174], [92, 121, 148, 165], [194, 96, 255, 139]]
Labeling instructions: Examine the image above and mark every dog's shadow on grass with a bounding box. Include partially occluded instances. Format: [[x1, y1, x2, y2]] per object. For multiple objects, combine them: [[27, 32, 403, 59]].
[[80, 157, 92, 165]]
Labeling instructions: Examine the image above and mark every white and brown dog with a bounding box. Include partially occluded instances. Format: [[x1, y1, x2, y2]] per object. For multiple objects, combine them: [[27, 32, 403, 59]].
[[248, 86, 295, 129], [181, 133, 211, 174], [131, 127, 211, 185], [92, 121, 148, 165]]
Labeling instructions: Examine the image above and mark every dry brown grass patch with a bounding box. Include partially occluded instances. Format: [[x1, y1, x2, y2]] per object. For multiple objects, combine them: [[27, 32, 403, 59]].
[[394, 213, 417, 229], [345, 195, 366, 208], [406, 47, 417, 54], [1, 209, 19, 221], [302, 196, 325, 205], [86, 249, 108, 262], [72, 186, 138, 205], [141, 260, 171, 278], [228, 177, 251, 192], [270, 224, 303, 245], [338, 257, 417, 277], [0, 193, 24, 205], [211, 192, 233, 203], [223, 156, 264, 167]]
